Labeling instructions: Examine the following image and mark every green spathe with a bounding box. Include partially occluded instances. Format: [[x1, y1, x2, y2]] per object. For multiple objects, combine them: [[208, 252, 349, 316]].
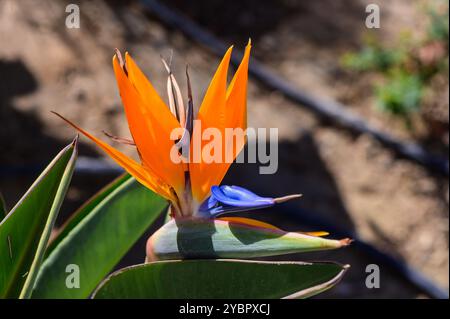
[[147, 218, 350, 261]]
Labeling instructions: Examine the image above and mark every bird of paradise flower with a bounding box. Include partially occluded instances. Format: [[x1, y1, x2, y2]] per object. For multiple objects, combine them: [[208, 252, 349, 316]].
[[54, 41, 351, 262]]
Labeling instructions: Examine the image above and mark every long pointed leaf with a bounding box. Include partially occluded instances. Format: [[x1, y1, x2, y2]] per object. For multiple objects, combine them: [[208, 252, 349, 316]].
[[92, 260, 348, 299], [31, 177, 168, 299], [0, 138, 78, 298], [45, 173, 131, 256]]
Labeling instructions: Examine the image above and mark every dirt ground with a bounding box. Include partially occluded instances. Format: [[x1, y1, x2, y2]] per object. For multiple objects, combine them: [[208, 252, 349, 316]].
[[0, 0, 448, 298]]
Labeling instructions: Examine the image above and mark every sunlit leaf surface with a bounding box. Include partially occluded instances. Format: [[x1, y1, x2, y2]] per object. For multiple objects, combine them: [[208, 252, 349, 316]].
[[93, 259, 348, 299]]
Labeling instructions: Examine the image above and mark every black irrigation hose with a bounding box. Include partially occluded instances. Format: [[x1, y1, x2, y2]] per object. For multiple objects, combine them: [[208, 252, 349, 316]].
[[0, 157, 123, 178], [139, 0, 449, 177]]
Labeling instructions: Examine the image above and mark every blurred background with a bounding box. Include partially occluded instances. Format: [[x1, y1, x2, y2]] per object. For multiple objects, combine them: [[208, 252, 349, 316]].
[[0, 0, 448, 298]]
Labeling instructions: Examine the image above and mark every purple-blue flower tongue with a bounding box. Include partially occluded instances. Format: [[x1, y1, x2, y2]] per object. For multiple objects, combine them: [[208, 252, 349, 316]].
[[212, 185, 274, 207], [198, 185, 301, 218]]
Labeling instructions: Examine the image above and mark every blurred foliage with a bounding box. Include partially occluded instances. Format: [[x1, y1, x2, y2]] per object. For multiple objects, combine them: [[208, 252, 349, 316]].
[[341, 0, 449, 126], [375, 71, 423, 117], [341, 42, 406, 72], [427, 3, 449, 42]]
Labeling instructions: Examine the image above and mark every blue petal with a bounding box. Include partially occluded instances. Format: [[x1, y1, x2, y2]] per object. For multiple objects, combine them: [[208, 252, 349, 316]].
[[197, 185, 276, 218], [198, 195, 218, 214], [221, 185, 269, 202], [211, 186, 274, 208]]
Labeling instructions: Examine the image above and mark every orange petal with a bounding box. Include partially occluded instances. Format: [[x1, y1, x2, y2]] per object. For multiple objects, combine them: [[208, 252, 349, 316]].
[[52, 112, 176, 202], [124, 53, 180, 130], [197, 46, 233, 128], [226, 40, 251, 134], [219, 41, 251, 185], [190, 46, 233, 202], [301, 231, 330, 237], [113, 55, 185, 194], [190, 44, 251, 203]]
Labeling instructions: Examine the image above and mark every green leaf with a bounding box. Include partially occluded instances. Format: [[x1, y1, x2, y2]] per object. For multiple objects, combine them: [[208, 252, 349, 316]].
[[31, 177, 168, 299], [375, 71, 423, 116], [45, 173, 131, 256], [92, 260, 348, 299], [147, 218, 351, 261], [0, 138, 78, 298]]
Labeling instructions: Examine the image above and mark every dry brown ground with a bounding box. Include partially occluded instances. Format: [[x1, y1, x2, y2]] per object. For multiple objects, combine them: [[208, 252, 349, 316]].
[[0, 0, 448, 298]]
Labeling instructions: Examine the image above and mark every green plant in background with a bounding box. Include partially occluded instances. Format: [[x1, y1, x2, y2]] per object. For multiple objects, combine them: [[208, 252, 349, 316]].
[[427, 2, 449, 42], [0, 42, 350, 299], [375, 71, 423, 117], [341, 41, 405, 72], [341, 0, 449, 126]]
